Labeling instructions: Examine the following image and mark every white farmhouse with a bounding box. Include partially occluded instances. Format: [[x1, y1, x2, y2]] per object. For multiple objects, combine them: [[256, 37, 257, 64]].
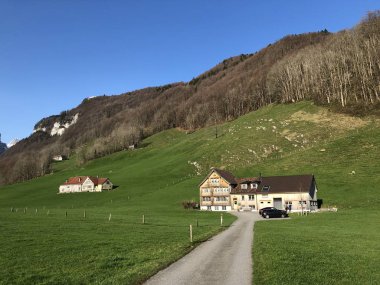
[[59, 176, 113, 193]]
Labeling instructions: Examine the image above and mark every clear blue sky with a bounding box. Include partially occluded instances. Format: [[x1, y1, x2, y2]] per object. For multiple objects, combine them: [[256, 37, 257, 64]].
[[0, 0, 379, 143]]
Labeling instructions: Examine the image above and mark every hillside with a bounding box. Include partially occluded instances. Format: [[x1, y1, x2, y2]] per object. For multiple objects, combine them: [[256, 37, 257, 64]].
[[1, 102, 379, 284], [1, 11, 379, 186]]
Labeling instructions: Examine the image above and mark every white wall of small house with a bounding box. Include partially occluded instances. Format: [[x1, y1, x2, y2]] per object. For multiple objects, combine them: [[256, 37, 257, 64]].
[[82, 178, 95, 192], [59, 184, 82, 193], [101, 181, 113, 190]]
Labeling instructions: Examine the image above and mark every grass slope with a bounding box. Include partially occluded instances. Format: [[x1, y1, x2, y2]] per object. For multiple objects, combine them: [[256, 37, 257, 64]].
[[1, 101, 379, 284]]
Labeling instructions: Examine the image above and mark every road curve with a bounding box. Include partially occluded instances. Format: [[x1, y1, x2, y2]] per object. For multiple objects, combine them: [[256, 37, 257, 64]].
[[144, 212, 261, 285]]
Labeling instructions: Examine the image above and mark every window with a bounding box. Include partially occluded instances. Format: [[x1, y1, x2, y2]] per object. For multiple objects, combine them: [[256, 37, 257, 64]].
[[222, 206, 226, 210], [203, 197, 211, 201], [267, 201, 271, 204], [241, 184, 247, 189], [215, 197, 228, 202], [215, 206, 219, 210], [241, 195, 245, 200], [262, 185, 270, 191], [210, 178, 220, 185], [248, 195, 254, 201], [251, 183, 258, 189], [207, 206, 211, 210], [260, 201, 264, 204]]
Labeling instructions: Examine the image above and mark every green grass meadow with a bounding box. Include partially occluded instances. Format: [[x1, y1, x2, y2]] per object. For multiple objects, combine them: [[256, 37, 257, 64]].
[[253, 209, 380, 285], [1, 102, 379, 284]]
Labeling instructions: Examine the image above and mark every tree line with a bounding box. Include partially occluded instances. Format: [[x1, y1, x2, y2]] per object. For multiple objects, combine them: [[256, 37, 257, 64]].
[[0, 11, 379, 185]]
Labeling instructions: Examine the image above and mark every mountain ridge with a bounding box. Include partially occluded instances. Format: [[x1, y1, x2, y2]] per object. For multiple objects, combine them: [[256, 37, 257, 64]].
[[0, 11, 379, 185]]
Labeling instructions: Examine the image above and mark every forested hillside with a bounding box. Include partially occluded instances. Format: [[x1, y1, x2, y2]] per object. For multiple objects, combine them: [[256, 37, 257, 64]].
[[0, 11, 379, 186]]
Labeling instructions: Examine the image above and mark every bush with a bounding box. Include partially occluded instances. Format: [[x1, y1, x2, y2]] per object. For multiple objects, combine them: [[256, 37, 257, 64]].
[[182, 200, 197, 209]]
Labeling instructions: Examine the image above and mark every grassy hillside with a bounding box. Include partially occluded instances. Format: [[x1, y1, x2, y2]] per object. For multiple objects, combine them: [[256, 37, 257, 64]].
[[1, 101, 379, 284]]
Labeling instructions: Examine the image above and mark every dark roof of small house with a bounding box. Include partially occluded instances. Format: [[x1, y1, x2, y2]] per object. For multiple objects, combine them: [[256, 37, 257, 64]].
[[213, 168, 237, 184], [257, 175, 314, 194]]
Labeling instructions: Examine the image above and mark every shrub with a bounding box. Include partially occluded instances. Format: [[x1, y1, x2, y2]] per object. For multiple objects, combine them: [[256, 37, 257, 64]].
[[182, 200, 197, 209]]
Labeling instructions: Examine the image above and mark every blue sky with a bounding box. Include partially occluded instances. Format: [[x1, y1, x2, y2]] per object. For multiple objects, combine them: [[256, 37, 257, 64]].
[[0, 0, 379, 143]]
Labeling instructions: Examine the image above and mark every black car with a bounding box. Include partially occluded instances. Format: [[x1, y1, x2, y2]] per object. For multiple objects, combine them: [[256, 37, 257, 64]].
[[259, 207, 276, 215], [261, 208, 288, 219]]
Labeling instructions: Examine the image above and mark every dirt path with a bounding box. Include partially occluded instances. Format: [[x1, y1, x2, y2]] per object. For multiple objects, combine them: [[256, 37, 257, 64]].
[[144, 212, 261, 285]]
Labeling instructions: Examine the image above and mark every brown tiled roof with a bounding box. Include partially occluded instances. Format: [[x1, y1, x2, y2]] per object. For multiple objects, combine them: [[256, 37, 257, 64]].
[[62, 176, 109, 186], [97, 178, 110, 184], [257, 175, 314, 194]]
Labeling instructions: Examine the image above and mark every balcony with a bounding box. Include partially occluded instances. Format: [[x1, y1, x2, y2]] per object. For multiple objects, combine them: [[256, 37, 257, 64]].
[[213, 200, 230, 206], [201, 191, 212, 197], [213, 192, 229, 197], [201, 201, 212, 206]]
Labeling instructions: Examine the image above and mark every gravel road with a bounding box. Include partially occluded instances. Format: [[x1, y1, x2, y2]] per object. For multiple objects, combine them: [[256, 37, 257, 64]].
[[144, 212, 261, 285]]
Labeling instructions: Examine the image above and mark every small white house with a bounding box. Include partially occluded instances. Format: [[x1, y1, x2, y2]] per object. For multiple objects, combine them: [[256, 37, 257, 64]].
[[59, 176, 113, 193], [52, 155, 67, 161]]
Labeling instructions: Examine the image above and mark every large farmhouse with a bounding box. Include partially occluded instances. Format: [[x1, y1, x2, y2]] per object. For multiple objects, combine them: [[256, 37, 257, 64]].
[[59, 176, 113, 193], [199, 168, 318, 212]]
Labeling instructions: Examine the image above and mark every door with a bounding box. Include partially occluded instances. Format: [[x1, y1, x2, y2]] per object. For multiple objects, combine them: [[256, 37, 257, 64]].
[[273, 198, 282, 209]]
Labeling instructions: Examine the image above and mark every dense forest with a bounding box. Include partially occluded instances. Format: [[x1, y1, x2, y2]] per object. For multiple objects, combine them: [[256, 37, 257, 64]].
[[0, 11, 379, 185]]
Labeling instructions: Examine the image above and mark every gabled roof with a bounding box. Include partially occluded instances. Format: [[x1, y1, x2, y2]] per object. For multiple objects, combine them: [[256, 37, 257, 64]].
[[198, 168, 237, 187], [98, 177, 110, 184], [63, 176, 90, 185], [213, 168, 237, 184], [257, 175, 314, 194], [62, 176, 110, 186]]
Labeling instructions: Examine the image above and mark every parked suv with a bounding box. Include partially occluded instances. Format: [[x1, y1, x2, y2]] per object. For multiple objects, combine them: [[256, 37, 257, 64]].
[[259, 207, 276, 215], [261, 208, 288, 219]]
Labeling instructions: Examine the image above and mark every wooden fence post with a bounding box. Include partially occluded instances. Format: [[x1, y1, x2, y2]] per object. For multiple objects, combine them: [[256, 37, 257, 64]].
[[190, 224, 193, 243], [196, 219, 199, 227], [65, 211, 68, 218], [220, 213, 223, 226], [84, 210, 86, 219], [109, 213, 112, 222], [142, 214, 145, 224]]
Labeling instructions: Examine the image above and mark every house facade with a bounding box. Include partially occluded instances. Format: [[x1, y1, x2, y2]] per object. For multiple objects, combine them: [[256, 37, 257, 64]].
[[59, 176, 113, 193], [199, 168, 237, 211], [200, 168, 318, 212]]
